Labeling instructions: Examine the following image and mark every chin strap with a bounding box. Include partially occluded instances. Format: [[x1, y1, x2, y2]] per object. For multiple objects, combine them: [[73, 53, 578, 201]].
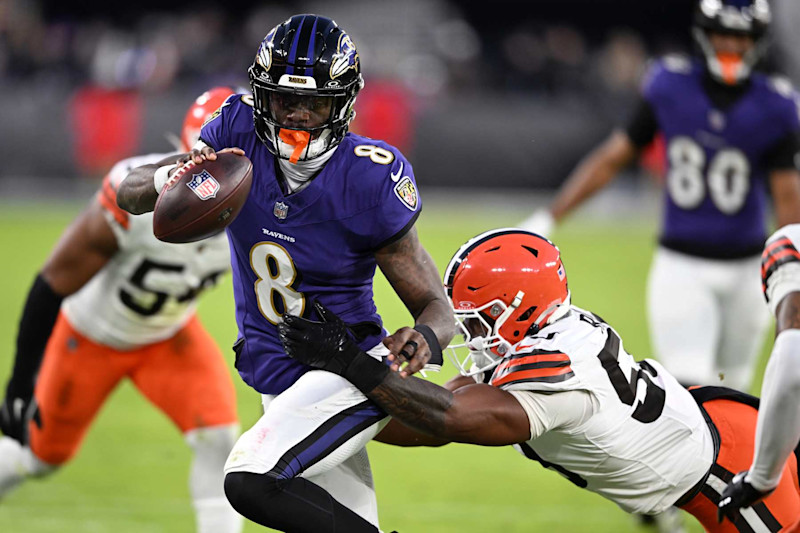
[[278, 130, 311, 164]]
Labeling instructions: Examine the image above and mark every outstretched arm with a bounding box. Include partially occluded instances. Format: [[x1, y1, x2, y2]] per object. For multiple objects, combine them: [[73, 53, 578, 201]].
[[521, 98, 652, 235], [279, 305, 528, 446], [374, 375, 477, 447], [368, 371, 530, 446], [548, 130, 639, 223], [376, 226, 456, 376]]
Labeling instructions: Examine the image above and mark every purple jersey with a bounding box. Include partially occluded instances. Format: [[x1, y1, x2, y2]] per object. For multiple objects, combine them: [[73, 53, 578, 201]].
[[200, 95, 421, 394], [643, 56, 800, 258]]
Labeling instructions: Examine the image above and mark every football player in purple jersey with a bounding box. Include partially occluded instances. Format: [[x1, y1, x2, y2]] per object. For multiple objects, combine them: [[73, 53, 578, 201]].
[[117, 14, 455, 533], [521, 0, 800, 394]]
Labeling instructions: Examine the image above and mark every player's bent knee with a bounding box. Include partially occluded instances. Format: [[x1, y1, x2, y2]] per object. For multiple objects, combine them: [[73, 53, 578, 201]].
[[185, 424, 239, 455], [224, 471, 281, 518]]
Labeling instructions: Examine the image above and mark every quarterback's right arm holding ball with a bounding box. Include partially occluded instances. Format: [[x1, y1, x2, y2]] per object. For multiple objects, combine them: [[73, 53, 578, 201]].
[[117, 145, 244, 215], [719, 224, 800, 522]]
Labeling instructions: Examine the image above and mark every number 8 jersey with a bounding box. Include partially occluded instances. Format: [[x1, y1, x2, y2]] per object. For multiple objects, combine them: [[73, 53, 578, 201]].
[[199, 94, 422, 395], [629, 56, 800, 259], [492, 306, 715, 515], [63, 152, 231, 350]]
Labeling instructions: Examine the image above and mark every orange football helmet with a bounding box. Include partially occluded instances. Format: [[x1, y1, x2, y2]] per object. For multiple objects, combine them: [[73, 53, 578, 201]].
[[443, 228, 571, 376], [180, 87, 236, 151]]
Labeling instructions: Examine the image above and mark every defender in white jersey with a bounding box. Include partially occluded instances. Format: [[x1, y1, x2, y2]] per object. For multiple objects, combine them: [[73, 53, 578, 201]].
[[718, 225, 800, 527], [280, 229, 800, 532], [0, 88, 243, 533]]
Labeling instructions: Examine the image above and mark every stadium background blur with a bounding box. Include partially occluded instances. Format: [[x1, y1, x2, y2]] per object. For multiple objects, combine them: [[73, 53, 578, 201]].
[[2, 0, 799, 531]]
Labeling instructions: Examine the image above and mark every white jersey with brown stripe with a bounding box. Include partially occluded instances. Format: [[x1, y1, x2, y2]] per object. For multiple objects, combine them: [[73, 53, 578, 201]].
[[62, 152, 231, 351], [495, 306, 715, 515]]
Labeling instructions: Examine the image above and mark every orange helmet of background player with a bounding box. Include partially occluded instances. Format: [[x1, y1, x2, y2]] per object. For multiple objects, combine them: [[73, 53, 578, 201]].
[[180, 87, 236, 151], [443, 228, 571, 376]]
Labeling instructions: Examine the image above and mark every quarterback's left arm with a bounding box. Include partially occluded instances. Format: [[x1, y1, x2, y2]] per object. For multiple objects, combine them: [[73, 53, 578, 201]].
[[375, 226, 456, 376], [769, 169, 800, 227]]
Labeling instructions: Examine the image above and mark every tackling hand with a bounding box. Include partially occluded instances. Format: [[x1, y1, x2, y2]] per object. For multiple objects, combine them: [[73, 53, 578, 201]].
[[0, 381, 42, 445], [717, 470, 772, 524]]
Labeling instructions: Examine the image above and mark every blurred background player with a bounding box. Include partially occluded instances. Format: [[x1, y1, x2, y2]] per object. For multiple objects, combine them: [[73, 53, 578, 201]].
[[117, 15, 455, 532], [0, 87, 243, 533], [718, 224, 800, 525], [281, 228, 800, 533], [519, 0, 800, 391]]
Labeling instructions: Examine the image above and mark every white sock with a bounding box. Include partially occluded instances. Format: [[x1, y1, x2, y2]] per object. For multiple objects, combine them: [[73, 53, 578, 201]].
[[193, 497, 243, 533], [185, 425, 242, 533]]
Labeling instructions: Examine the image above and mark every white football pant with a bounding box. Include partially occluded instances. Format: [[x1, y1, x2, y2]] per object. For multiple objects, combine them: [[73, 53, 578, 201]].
[[647, 247, 770, 392], [225, 345, 390, 527]]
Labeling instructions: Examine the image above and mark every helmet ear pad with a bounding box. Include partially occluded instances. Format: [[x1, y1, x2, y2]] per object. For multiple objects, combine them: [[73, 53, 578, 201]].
[[248, 15, 363, 161]]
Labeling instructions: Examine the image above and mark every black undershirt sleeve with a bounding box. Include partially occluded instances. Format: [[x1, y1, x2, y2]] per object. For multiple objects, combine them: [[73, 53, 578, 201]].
[[624, 97, 659, 149], [8, 274, 64, 396], [763, 130, 800, 171]]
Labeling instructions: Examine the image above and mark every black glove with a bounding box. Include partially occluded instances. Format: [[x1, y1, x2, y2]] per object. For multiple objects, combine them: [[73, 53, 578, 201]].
[[278, 301, 389, 393], [0, 380, 42, 445], [717, 470, 772, 524]]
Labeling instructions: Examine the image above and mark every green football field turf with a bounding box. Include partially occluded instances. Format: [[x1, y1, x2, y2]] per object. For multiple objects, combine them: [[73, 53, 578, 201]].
[[0, 200, 772, 532]]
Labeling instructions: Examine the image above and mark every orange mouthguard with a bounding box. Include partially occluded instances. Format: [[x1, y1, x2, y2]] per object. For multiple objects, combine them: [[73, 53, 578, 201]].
[[279, 130, 311, 164], [717, 53, 742, 85]]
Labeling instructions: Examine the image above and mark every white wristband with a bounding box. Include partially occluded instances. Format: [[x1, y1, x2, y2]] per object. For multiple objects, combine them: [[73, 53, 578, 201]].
[[154, 164, 179, 193]]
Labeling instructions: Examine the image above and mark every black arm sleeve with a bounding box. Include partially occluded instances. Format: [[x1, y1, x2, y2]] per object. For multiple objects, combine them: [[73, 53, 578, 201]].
[[8, 274, 63, 395], [763, 131, 800, 171], [624, 97, 659, 148]]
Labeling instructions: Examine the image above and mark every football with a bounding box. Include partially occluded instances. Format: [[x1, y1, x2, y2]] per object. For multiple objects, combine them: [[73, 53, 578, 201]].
[[153, 152, 253, 243]]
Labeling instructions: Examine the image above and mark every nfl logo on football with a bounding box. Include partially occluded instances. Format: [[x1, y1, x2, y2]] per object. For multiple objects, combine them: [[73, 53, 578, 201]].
[[186, 170, 220, 201]]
